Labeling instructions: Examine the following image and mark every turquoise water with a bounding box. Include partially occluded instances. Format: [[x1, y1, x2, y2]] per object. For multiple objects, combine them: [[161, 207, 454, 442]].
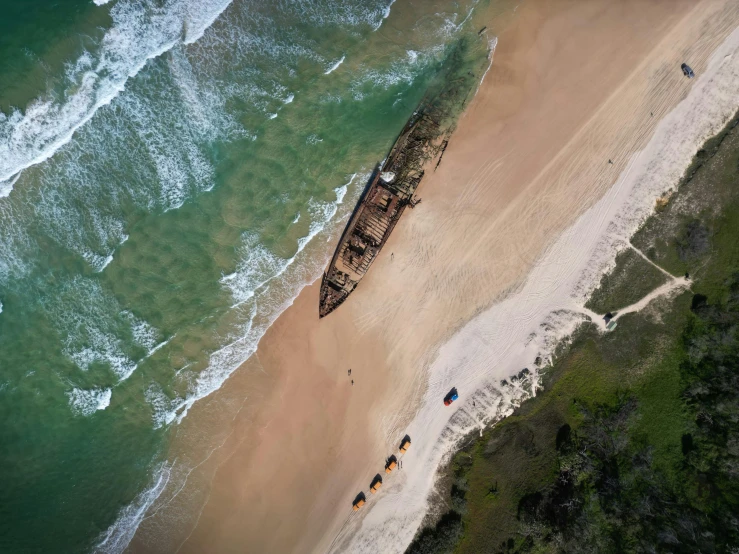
[[0, 0, 500, 551]]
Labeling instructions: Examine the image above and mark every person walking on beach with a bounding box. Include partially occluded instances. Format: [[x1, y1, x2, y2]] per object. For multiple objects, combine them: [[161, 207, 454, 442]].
[[351, 379, 354, 386], [391, 252, 394, 261], [348, 368, 351, 376]]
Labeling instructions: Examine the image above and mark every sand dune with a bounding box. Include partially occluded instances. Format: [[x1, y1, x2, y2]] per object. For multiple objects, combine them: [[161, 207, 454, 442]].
[[127, 1, 739, 553]]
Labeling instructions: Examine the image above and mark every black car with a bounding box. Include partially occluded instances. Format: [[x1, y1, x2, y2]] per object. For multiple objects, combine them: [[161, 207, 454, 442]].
[[681, 63, 695, 79]]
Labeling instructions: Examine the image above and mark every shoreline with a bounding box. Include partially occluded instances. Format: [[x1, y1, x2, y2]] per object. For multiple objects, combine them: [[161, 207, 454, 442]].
[[127, 1, 739, 553]]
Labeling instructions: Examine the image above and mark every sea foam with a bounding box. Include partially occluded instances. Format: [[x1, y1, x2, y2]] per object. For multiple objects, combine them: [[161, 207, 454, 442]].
[[67, 387, 112, 415], [325, 55, 346, 75], [0, 0, 236, 189], [0, 171, 22, 198]]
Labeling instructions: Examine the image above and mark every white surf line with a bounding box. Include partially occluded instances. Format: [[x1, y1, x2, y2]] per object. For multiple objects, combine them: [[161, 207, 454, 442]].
[[96, 463, 173, 554], [374, 0, 397, 31], [334, 19, 739, 554], [102, 392, 251, 554], [182, 0, 234, 45], [147, 335, 174, 357], [325, 55, 346, 75], [0, 171, 22, 198], [172, 404, 282, 554], [454, 0, 480, 33], [224, 176, 354, 310], [474, 37, 498, 99], [146, 406, 241, 524]]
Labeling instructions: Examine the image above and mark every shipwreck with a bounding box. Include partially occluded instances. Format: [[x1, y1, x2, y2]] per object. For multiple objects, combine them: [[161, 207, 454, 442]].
[[318, 36, 490, 318], [318, 108, 440, 318]]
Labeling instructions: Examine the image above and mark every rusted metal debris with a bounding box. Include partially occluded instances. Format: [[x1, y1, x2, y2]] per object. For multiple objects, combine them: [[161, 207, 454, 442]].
[[319, 76, 475, 318]]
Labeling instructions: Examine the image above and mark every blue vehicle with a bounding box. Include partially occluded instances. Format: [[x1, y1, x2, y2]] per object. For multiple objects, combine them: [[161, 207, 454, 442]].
[[443, 387, 459, 406], [681, 63, 695, 78]]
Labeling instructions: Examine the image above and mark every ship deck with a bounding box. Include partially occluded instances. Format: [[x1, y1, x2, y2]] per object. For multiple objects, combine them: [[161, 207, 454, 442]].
[[319, 112, 439, 318]]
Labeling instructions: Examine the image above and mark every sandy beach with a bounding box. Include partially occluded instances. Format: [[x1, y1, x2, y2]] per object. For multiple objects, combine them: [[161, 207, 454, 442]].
[[126, 1, 739, 552]]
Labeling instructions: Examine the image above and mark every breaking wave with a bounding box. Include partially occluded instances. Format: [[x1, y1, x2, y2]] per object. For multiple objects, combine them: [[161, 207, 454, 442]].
[[67, 387, 112, 416], [95, 463, 173, 554], [0, 0, 234, 188], [325, 55, 346, 75], [0, 0, 400, 199]]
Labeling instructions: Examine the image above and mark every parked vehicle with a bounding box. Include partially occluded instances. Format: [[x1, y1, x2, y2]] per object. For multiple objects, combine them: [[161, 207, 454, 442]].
[[352, 492, 366, 511], [443, 387, 459, 406], [681, 63, 695, 78], [370, 475, 383, 494]]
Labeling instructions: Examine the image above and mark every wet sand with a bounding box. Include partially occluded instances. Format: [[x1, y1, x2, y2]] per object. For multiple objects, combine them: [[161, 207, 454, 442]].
[[131, 0, 739, 552]]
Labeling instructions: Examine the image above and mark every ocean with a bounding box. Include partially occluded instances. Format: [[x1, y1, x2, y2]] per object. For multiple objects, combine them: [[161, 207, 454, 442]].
[[0, 0, 501, 551]]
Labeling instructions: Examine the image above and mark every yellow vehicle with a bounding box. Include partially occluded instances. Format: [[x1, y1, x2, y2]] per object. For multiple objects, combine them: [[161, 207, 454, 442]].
[[370, 475, 383, 494], [352, 492, 366, 511]]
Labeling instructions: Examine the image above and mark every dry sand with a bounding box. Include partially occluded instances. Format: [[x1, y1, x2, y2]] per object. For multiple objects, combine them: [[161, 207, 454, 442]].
[[128, 0, 739, 552]]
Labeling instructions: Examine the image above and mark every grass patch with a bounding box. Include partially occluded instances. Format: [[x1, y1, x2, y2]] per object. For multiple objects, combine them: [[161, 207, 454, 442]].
[[632, 113, 739, 277], [585, 248, 669, 314]]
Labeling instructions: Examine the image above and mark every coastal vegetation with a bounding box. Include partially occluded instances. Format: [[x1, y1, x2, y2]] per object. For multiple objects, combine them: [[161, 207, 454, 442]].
[[405, 110, 739, 554], [585, 248, 668, 315]]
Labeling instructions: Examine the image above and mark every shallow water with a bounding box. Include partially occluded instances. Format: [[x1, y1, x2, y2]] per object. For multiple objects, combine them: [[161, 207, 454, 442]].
[[0, 0, 502, 551]]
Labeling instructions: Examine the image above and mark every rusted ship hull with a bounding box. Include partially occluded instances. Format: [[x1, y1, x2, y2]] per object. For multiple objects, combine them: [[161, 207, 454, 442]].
[[319, 112, 434, 318]]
